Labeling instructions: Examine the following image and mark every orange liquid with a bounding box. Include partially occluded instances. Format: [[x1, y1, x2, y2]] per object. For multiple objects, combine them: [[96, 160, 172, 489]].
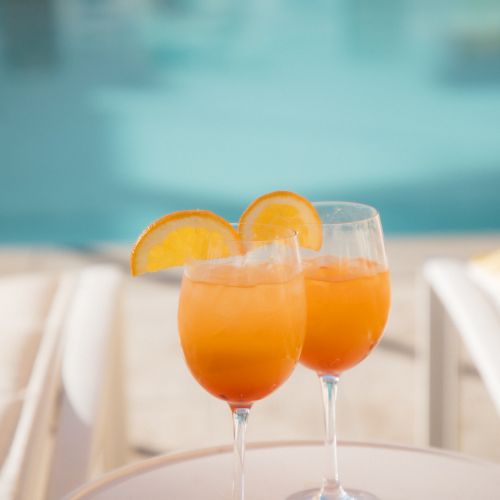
[[178, 264, 306, 406], [300, 257, 390, 375]]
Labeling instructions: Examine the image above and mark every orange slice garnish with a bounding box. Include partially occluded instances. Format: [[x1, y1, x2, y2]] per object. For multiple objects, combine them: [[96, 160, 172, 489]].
[[239, 190, 322, 250], [130, 210, 241, 276]]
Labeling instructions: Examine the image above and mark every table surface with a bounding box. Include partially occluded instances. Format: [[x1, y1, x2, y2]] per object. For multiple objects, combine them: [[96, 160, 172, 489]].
[[68, 441, 500, 500]]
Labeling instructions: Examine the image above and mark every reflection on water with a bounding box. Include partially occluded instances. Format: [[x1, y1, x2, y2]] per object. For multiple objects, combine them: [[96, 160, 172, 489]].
[[341, 0, 409, 58], [2, 0, 58, 68], [441, 12, 500, 84], [0, 0, 500, 243]]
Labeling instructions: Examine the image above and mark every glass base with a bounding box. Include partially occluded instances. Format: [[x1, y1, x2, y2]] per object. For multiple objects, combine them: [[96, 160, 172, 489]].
[[287, 488, 380, 500]]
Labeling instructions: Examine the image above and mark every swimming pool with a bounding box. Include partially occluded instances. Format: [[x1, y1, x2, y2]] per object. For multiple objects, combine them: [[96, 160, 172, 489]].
[[1, 0, 500, 243]]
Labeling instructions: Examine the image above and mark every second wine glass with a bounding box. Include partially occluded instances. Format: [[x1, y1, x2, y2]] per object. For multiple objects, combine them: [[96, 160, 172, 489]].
[[290, 201, 391, 500]]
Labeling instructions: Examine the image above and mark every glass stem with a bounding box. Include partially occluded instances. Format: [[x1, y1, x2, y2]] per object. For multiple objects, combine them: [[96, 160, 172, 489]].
[[231, 406, 250, 500], [320, 374, 346, 497]]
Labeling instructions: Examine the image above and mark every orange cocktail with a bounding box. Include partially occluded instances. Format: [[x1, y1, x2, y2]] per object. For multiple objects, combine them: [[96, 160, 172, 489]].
[[131, 208, 306, 500], [237, 194, 391, 499], [178, 263, 306, 406], [300, 257, 390, 375]]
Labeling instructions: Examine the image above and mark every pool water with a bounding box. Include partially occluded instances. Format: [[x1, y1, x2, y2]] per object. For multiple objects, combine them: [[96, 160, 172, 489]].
[[1, 0, 500, 243]]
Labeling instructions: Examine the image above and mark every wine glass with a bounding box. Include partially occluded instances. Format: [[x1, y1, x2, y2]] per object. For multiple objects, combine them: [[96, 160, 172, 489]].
[[290, 201, 391, 500], [177, 223, 306, 500]]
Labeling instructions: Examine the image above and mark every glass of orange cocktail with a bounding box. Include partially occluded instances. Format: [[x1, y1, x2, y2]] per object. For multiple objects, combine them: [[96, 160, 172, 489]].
[[290, 201, 390, 500], [178, 223, 306, 500]]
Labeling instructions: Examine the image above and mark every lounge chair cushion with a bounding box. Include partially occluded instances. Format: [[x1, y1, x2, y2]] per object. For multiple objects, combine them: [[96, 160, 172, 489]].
[[0, 273, 59, 468]]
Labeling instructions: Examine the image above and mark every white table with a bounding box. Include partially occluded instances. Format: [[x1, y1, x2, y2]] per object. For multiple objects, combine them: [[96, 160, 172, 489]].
[[67, 441, 500, 500], [420, 258, 500, 449]]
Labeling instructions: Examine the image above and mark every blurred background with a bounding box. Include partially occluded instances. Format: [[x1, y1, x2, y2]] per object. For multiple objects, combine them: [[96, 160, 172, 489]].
[[1, 0, 500, 479], [1, 0, 500, 242]]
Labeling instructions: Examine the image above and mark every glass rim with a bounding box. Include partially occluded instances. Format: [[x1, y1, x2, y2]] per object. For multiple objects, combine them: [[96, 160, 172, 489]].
[[229, 222, 299, 243], [311, 200, 380, 225], [182, 223, 300, 269]]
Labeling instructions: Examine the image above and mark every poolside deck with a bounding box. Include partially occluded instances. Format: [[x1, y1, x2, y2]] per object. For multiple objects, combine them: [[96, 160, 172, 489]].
[[1, 234, 500, 463]]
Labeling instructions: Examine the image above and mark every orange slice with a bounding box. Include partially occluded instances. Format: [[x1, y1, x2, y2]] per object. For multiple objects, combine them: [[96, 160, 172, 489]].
[[130, 210, 241, 276], [239, 191, 322, 250]]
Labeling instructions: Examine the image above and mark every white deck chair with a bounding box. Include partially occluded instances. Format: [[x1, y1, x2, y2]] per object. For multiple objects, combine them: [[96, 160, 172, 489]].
[[0, 265, 127, 500], [419, 258, 500, 449]]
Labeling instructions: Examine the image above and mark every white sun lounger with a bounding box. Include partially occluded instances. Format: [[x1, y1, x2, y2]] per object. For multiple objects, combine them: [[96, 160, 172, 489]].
[[419, 258, 500, 450], [0, 265, 127, 500]]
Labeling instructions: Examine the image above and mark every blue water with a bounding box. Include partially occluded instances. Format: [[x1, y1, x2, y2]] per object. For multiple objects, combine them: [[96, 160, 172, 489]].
[[1, 0, 500, 243]]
